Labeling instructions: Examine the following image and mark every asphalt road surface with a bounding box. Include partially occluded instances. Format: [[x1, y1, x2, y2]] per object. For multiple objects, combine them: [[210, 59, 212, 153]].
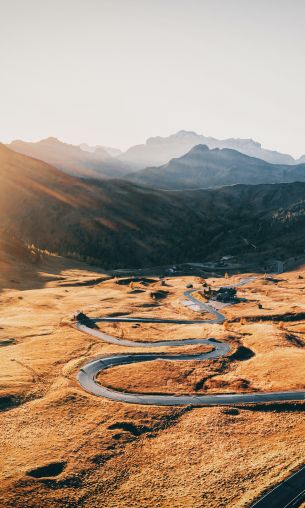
[[75, 278, 305, 406], [251, 464, 305, 508], [75, 276, 305, 507]]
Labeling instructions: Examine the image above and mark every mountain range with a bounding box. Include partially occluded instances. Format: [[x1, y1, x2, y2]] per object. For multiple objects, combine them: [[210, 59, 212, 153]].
[[2, 142, 305, 269], [8, 131, 304, 185], [79, 143, 122, 158], [8, 137, 130, 180], [127, 144, 305, 190], [118, 130, 300, 169]]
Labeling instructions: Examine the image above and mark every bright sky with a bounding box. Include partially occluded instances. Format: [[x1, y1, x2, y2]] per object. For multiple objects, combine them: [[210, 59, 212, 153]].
[[1, 0, 305, 156]]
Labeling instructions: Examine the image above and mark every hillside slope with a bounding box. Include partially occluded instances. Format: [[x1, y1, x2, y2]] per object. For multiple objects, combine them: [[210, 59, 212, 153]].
[[126, 144, 305, 189], [0, 144, 212, 267], [2, 143, 305, 268], [8, 137, 130, 179]]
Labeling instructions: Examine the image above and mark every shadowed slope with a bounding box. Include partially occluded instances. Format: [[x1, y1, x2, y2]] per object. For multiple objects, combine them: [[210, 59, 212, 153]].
[[3, 143, 305, 268], [0, 144, 211, 267]]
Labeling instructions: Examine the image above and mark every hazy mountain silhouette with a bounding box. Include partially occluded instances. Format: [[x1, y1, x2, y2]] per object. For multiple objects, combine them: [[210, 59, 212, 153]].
[[119, 130, 296, 169], [297, 154, 305, 164], [126, 144, 305, 189], [8, 137, 130, 180], [80, 143, 122, 158]]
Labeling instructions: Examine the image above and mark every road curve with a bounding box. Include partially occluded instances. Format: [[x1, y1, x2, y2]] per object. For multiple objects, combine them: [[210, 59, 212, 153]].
[[250, 464, 305, 507], [75, 277, 305, 406]]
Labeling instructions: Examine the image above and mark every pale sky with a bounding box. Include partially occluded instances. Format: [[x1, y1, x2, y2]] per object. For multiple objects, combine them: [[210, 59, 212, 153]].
[[1, 0, 305, 156]]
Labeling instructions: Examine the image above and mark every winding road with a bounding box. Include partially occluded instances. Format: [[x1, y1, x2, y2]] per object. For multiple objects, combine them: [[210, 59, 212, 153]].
[[75, 278, 305, 406], [74, 276, 305, 508]]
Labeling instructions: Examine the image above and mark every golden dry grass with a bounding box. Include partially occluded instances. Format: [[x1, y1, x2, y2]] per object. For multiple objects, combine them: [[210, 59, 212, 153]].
[[0, 258, 305, 507]]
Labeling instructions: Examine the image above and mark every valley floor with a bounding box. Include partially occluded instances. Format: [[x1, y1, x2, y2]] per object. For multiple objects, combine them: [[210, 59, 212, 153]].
[[0, 255, 304, 507]]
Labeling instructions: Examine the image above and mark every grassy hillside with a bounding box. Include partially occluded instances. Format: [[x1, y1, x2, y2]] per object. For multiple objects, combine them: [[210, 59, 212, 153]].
[[0, 144, 210, 267], [2, 143, 305, 268]]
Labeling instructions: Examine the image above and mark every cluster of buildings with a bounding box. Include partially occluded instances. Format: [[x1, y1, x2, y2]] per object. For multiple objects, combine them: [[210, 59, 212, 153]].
[[202, 285, 239, 303]]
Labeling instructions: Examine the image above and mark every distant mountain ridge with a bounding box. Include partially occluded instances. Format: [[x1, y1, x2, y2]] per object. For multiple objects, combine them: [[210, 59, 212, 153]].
[[80, 143, 122, 158], [7, 131, 305, 180], [297, 154, 305, 164], [118, 130, 299, 169], [2, 142, 305, 267], [8, 137, 130, 180], [126, 144, 305, 190], [7, 132, 305, 190]]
